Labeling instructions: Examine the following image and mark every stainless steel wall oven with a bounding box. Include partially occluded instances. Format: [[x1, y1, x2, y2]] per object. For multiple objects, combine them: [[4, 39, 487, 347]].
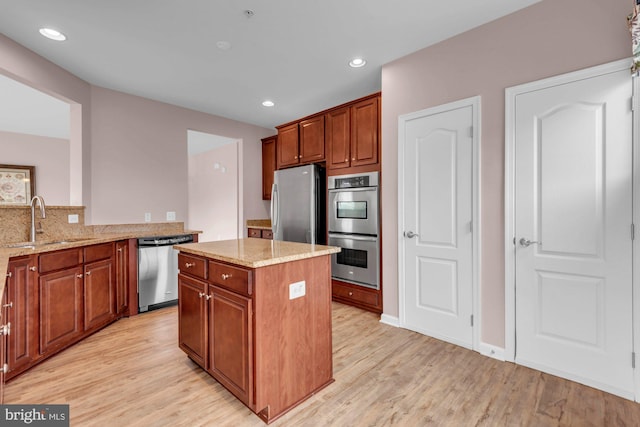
[[328, 172, 380, 289]]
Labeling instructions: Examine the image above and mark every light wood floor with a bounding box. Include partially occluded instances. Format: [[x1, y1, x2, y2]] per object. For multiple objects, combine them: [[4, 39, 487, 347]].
[[5, 302, 640, 426]]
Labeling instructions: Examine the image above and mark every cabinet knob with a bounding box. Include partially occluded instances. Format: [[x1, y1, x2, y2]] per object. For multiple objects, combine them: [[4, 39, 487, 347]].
[[198, 292, 205, 298], [0, 323, 10, 336], [6, 272, 11, 278], [352, 158, 355, 161], [29, 266, 37, 272], [221, 273, 231, 280], [3, 302, 13, 309], [294, 155, 298, 160], [76, 274, 84, 279], [185, 262, 195, 268], [117, 248, 123, 252], [85, 271, 92, 276], [205, 294, 212, 300], [345, 158, 348, 162], [0, 363, 7, 374], [348, 291, 353, 296]]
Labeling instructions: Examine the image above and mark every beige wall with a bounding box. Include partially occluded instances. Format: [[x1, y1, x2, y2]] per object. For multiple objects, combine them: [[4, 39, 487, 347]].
[[0, 33, 273, 229], [381, 0, 631, 347], [0, 130, 70, 205]]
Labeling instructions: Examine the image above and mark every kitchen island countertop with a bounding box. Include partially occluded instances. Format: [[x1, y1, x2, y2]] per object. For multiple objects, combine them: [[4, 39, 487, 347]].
[[175, 238, 340, 269]]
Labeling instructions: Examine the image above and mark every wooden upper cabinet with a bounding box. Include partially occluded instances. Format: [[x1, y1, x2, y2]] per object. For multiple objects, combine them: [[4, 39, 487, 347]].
[[261, 136, 276, 200], [350, 96, 379, 167], [299, 115, 325, 163], [326, 107, 351, 170], [276, 123, 299, 168]]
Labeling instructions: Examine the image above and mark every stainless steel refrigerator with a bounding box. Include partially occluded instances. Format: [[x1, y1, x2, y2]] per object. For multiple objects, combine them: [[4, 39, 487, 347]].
[[271, 164, 325, 244]]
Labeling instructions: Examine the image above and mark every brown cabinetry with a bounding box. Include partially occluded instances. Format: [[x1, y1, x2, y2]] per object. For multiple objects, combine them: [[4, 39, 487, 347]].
[[177, 248, 333, 424], [84, 258, 115, 332], [327, 96, 379, 171], [115, 240, 129, 315], [299, 114, 325, 163], [277, 123, 299, 168], [5, 256, 39, 380], [332, 280, 381, 313], [248, 228, 273, 240], [261, 136, 276, 200]]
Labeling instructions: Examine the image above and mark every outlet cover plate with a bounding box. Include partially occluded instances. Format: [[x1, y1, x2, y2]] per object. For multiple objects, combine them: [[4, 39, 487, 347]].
[[289, 280, 306, 300]]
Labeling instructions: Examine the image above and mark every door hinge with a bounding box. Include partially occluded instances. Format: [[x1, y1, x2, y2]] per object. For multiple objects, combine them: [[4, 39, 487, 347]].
[[470, 314, 474, 327], [469, 126, 474, 138], [632, 224, 635, 241], [633, 352, 636, 369]]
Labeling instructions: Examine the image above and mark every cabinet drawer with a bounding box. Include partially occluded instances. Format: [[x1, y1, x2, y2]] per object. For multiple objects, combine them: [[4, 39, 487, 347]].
[[39, 248, 83, 274], [332, 281, 379, 307], [248, 228, 262, 238], [84, 242, 114, 263], [209, 261, 252, 296], [178, 253, 207, 280], [261, 229, 273, 240]]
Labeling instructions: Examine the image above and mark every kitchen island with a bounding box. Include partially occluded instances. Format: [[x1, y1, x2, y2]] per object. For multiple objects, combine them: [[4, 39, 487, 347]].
[[175, 238, 340, 424]]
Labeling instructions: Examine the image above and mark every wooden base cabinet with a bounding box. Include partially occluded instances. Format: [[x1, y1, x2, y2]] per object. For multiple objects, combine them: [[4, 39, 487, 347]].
[[178, 251, 333, 424], [5, 256, 39, 380], [332, 279, 382, 314]]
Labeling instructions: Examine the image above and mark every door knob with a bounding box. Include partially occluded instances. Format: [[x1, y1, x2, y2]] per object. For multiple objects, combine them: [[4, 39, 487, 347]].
[[404, 231, 419, 239], [519, 238, 541, 247]]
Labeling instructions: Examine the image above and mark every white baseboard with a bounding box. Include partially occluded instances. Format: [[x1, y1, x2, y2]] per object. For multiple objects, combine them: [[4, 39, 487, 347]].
[[379, 314, 400, 327], [479, 342, 506, 361]]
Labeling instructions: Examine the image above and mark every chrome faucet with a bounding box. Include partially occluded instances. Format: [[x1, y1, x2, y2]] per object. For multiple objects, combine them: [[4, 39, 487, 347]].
[[30, 195, 46, 243]]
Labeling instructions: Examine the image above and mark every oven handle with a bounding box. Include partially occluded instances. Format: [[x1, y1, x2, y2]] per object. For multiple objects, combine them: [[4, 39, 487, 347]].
[[328, 233, 378, 242], [329, 187, 377, 194]]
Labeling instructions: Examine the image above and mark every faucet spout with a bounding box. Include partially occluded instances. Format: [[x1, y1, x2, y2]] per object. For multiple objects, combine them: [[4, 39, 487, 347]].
[[30, 195, 46, 243]]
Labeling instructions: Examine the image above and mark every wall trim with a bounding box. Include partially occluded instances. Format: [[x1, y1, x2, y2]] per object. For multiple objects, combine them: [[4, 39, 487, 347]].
[[379, 314, 400, 327], [479, 342, 506, 362]]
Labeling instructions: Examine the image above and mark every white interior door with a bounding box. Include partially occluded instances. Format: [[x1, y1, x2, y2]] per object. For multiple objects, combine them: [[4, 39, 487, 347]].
[[400, 99, 476, 349], [513, 67, 634, 399]]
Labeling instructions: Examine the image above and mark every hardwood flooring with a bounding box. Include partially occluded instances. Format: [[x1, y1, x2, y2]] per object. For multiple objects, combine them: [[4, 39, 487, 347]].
[[5, 302, 640, 426]]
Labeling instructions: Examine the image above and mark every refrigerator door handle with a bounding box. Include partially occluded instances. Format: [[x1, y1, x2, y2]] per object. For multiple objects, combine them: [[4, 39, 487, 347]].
[[271, 183, 279, 234]]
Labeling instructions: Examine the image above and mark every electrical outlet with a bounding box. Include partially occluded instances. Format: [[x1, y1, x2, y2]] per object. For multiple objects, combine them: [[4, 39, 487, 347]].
[[144, 212, 151, 222], [68, 214, 79, 224], [289, 281, 306, 300], [166, 211, 176, 221]]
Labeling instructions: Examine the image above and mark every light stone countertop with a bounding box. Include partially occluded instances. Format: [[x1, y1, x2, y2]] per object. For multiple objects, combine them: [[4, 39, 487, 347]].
[[0, 226, 201, 310], [175, 238, 340, 269]]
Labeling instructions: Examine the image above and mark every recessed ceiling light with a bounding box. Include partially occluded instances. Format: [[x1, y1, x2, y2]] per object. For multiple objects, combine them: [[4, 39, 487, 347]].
[[216, 41, 231, 50], [262, 100, 274, 107], [349, 58, 366, 68], [39, 28, 66, 41]]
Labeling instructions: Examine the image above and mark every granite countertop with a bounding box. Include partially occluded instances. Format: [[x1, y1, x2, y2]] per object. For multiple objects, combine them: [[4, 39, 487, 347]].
[[0, 225, 201, 310], [246, 219, 272, 230], [175, 238, 340, 269]]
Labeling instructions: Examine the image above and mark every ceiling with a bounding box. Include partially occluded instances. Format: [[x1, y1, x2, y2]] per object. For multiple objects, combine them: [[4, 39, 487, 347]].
[[0, 0, 541, 130]]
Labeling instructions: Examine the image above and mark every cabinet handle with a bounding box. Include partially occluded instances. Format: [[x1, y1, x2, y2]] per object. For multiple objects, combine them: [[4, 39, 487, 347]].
[[85, 271, 91, 276], [185, 262, 195, 268], [6, 272, 11, 278], [0, 323, 10, 336], [221, 273, 231, 280], [198, 292, 205, 298], [3, 302, 13, 309], [29, 266, 37, 272], [76, 274, 84, 279], [205, 294, 212, 300], [117, 248, 123, 252], [0, 363, 7, 374]]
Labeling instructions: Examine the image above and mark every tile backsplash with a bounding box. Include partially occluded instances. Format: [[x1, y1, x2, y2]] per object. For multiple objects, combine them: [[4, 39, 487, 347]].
[[0, 205, 86, 243]]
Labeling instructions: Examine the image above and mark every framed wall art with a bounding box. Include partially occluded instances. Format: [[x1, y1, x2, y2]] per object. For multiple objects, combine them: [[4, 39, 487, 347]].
[[0, 164, 35, 204]]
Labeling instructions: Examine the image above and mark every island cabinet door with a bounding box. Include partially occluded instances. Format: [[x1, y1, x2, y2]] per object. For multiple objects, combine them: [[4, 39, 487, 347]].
[[208, 284, 253, 409], [39, 266, 84, 355], [178, 274, 207, 368]]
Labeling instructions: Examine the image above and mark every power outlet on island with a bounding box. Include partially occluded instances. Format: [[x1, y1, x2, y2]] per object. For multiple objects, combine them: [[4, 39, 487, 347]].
[[289, 281, 306, 300]]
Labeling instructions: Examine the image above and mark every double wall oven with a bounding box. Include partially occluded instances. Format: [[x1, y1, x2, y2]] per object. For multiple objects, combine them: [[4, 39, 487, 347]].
[[328, 172, 379, 290]]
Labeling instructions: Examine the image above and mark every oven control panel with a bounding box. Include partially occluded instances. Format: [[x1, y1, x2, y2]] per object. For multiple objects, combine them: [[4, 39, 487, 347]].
[[328, 172, 379, 189]]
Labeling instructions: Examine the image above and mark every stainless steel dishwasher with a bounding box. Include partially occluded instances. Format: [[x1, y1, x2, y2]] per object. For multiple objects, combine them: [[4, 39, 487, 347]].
[[137, 234, 193, 312]]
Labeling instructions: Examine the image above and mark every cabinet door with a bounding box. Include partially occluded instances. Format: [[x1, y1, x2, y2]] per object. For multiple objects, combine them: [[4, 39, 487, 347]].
[[351, 96, 379, 167], [84, 258, 116, 331], [178, 274, 207, 368], [276, 123, 299, 168], [326, 107, 351, 170], [261, 136, 276, 200], [115, 241, 129, 315], [40, 267, 84, 355], [299, 115, 325, 163], [6, 256, 39, 379], [208, 284, 253, 407]]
